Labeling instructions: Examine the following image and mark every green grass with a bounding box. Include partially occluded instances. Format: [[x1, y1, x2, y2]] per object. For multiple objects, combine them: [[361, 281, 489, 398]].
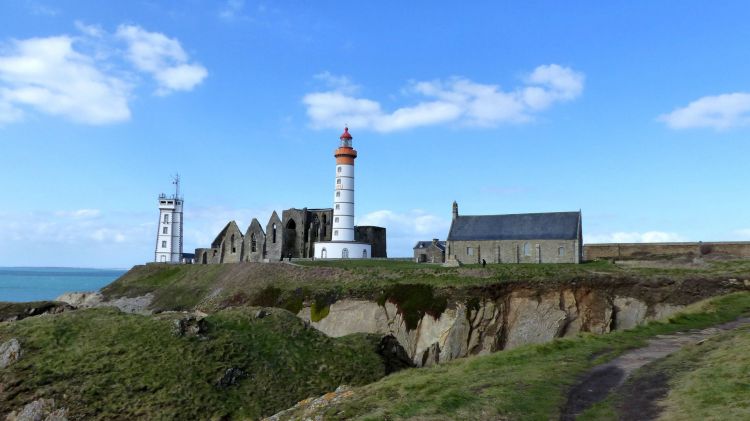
[[658, 327, 750, 420], [0, 306, 387, 420], [99, 259, 750, 313], [272, 292, 750, 420]]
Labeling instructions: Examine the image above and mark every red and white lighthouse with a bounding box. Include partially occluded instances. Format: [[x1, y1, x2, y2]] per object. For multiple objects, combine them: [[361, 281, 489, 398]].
[[314, 127, 371, 259]]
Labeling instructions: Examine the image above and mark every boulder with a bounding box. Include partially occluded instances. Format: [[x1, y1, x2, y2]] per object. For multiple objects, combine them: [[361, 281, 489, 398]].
[[0, 338, 22, 369], [215, 368, 246, 389], [171, 315, 208, 337], [54, 292, 103, 308], [4, 398, 68, 421]]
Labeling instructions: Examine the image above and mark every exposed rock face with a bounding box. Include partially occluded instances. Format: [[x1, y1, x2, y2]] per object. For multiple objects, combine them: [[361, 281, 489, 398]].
[[55, 292, 153, 315], [298, 287, 687, 366], [0, 338, 22, 369], [4, 398, 68, 421], [0, 302, 73, 323]]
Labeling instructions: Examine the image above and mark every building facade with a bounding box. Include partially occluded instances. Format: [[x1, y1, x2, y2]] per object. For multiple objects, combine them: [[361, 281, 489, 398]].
[[154, 176, 184, 263], [414, 239, 446, 263], [446, 202, 582, 264]]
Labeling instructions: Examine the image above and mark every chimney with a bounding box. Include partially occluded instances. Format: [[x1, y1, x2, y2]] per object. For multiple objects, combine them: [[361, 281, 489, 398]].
[[452, 201, 458, 221], [432, 238, 439, 245]]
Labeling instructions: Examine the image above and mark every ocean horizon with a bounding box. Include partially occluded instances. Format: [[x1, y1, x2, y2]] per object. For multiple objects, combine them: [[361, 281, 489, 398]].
[[0, 267, 127, 303]]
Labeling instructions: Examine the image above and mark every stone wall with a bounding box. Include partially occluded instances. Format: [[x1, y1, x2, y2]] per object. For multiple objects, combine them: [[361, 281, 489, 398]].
[[447, 239, 579, 264], [583, 241, 750, 261], [354, 226, 387, 258], [266, 212, 283, 261], [219, 222, 244, 264], [243, 219, 266, 262]]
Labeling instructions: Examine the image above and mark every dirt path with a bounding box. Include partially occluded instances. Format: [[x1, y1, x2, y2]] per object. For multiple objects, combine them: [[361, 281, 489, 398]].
[[560, 316, 750, 420]]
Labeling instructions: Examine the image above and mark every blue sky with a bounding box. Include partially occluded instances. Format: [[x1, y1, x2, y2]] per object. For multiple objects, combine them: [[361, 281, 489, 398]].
[[1, 1, 749, 268]]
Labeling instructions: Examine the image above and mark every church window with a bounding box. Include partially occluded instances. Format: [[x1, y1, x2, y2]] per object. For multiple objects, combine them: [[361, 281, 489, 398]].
[[231, 234, 236, 253], [164, 214, 169, 223], [466, 247, 474, 256], [523, 242, 531, 256], [162, 227, 168, 234], [342, 248, 349, 258], [272, 223, 277, 243], [558, 246, 565, 257], [251, 234, 257, 252], [162, 241, 167, 248]]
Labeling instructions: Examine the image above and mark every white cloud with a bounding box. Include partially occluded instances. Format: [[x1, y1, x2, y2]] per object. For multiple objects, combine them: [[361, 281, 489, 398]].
[[659, 93, 750, 130], [303, 64, 584, 132], [585, 231, 685, 244], [358, 209, 450, 257], [116, 25, 208, 95], [0, 36, 131, 125], [54, 209, 102, 219], [733, 229, 750, 239]]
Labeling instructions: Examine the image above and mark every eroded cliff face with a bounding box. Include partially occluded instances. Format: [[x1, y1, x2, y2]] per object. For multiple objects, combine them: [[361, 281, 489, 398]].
[[298, 287, 688, 367]]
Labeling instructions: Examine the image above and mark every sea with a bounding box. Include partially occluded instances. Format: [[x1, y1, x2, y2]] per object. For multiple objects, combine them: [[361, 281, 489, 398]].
[[0, 267, 127, 303]]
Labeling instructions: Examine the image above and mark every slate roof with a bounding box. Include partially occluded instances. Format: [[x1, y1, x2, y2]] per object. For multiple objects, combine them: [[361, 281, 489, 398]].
[[447, 211, 581, 241], [413, 240, 446, 251]]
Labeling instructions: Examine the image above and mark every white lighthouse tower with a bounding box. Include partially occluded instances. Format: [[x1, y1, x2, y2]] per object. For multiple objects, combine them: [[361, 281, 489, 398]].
[[154, 175, 184, 263], [314, 127, 371, 259]]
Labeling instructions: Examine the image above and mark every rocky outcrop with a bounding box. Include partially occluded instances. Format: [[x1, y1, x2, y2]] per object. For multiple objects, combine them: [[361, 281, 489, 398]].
[[0, 302, 73, 323], [0, 338, 22, 369], [298, 287, 686, 366], [55, 292, 153, 315], [262, 385, 354, 421], [4, 398, 67, 421]]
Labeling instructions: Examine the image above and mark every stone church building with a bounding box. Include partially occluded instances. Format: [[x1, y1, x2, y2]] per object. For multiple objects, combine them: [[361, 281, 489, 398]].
[[194, 207, 386, 264], [446, 202, 582, 264]]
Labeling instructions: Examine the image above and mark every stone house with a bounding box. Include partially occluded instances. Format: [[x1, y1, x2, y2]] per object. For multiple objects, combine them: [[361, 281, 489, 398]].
[[413, 239, 446, 263], [446, 202, 582, 264], [194, 207, 387, 263]]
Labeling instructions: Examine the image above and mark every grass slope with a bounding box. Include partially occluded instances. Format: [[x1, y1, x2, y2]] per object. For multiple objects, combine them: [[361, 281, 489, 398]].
[[0, 307, 386, 420], [101, 259, 750, 313], [273, 292, 750, 420]]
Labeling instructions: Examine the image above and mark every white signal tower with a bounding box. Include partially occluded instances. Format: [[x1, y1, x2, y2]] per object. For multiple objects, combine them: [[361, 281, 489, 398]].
[[155, 175, 184, 263]]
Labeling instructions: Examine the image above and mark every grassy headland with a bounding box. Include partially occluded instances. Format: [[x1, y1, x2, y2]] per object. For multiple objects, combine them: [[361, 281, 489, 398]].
[[0, 307, 386, 420], [100, 259, 750, 313]]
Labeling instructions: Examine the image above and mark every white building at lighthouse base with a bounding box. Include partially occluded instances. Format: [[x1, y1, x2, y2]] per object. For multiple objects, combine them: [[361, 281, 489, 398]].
[[314, 241, 371, 259]]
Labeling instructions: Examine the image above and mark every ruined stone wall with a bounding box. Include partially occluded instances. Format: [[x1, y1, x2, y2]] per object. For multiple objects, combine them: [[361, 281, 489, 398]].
[[194, 248, 211, 265], [218, 224, 244, 263], [447, 239, 578, 264], [354, 226, 387, 258], [265, 212, 283, 261], [583, 242, 750, 261], [243, 219, 266, 262]]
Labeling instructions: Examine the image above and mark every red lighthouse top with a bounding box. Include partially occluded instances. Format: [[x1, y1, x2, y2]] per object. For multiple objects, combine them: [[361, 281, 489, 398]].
[[340, 127, 352, 140]]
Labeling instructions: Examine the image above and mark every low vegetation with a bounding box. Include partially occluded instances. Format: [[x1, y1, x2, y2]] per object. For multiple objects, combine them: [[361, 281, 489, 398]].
[[0, 307, 387, 420], [272, 292, 750, 420]]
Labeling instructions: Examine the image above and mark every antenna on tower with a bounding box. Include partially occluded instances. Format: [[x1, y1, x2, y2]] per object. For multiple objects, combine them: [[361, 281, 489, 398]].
[[172, 173, 180, 199]]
